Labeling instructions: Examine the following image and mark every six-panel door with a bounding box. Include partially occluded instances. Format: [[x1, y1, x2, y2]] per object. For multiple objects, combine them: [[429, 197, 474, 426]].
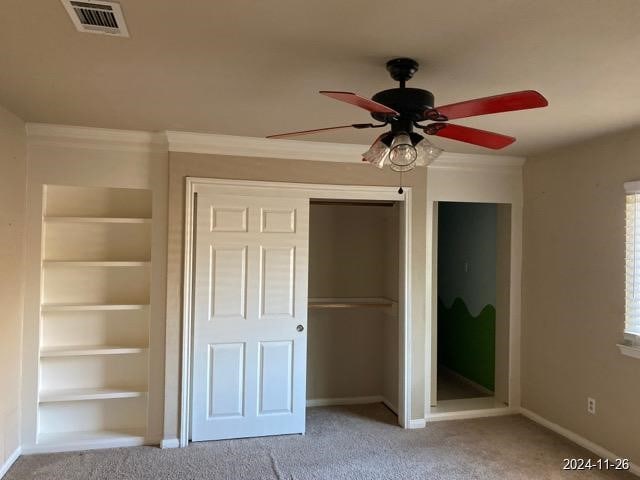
[[191, 192, 309, 441]]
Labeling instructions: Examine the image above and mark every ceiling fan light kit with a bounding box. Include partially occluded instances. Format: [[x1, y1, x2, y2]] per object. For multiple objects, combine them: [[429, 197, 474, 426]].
[[268, 57, 548, 175]]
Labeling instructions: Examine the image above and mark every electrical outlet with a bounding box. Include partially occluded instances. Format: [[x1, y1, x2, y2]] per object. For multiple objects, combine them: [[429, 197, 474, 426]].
[[587, 397, 596, 415]]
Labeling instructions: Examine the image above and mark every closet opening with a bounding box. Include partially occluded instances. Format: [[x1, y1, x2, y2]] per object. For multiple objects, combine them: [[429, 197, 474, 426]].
[[433, 201, 510, 413], [180, 179, 412, 445], [307, 199, 401, 426]]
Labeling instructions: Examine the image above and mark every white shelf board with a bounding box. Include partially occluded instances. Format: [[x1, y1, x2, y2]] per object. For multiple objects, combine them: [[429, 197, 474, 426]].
[[40, 345, 148, 357], [44, 216, 151, 224], [43, 261, 150, 267], [42, 303, 149, 312], [308, 297, 396, 309], [39, 387, 147, 403], [34, 429, 146, 453]]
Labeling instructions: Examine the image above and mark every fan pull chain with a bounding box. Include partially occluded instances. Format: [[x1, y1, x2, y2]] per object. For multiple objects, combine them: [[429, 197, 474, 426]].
[[398, 170, 404, 194]]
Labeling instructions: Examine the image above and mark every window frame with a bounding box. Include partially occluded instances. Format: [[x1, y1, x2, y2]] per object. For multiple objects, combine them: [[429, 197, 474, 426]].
[[622, 181, 640, 356]]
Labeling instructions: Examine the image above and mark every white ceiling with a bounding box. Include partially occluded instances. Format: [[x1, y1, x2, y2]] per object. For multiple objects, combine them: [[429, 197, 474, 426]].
[[1, 0, 640, 155]]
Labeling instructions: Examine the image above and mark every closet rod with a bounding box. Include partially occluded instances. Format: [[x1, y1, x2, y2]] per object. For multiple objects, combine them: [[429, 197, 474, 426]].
[[310, 200, 395, 207]]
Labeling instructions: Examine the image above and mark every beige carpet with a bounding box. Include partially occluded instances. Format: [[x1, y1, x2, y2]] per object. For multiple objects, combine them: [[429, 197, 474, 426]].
[[6, 404, 635, 480]]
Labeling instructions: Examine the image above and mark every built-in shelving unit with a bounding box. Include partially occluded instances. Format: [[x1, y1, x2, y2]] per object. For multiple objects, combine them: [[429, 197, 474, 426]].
[[38, 185, 152, 449]]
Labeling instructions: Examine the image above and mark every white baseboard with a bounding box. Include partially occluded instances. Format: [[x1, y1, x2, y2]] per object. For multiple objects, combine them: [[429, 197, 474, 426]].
[[520, 408, 640, 477], [427, 406, 515, 422], [408, 418, 426, 429], [306, 395, 384, 408], [160, 438, 180, 449], [0, 447, 21, 479]]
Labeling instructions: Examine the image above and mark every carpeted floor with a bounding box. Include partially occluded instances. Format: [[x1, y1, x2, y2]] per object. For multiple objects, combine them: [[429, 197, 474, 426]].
[[6, 404, 635, 480]]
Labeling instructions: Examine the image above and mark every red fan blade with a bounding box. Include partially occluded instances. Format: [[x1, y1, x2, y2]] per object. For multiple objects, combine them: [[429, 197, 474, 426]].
[[266, 124, 368, 139], [425, 123, 515, 149], [434, 90, 548, 120], [320, 91, 399, 115]]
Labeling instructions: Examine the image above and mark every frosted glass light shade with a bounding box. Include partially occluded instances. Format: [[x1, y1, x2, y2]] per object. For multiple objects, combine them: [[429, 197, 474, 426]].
[[362, 132, 443, 171], [362, 136, 390, 168], [414, 137, 443, 166]]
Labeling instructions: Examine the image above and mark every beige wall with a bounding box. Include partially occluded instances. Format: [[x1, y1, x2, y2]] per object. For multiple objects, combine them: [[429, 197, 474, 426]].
[[309, 203, 398, 299], [523, 126, 640, 463], [165, 152, 427, 438], [307, 203, 398, 404], [0, 105, 26, 464]]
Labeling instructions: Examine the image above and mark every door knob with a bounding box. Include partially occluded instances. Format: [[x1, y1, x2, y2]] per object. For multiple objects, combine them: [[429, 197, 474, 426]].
[[296, 324, 304, 332]]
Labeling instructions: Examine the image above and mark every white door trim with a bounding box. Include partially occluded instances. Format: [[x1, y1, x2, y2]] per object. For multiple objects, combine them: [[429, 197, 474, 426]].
[[424, 163, 523, 416], [180, 177, 413, 447]]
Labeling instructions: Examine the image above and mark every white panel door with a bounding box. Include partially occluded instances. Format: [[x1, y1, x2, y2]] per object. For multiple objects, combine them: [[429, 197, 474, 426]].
[[191, 191, 309, 441]]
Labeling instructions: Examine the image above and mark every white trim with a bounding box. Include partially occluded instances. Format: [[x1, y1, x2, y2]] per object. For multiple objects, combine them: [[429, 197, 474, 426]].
[[180, 178, 413, 446], [408, 418, 426, 429], [160, 438, 180, 449], [24, 124, 525, 168], [429, 153, 525, 173], [406, 405, 518, 428], [520, 408, 640, 476], [22, 434, 147, 454], [25, 123, 166, 153], [166, 131, 525, 168], [179, 183, 196, 448], [167, 131, 367, 163], [306, 396, 384, 408], [425, 161, 524, 414], [399, 189, 412, 428], [617, 343, 640, 359], [185, 178, 404, 201], [427, 406, 516, 422], [624, 180, 640, 194], [0, 447, 21, 479]]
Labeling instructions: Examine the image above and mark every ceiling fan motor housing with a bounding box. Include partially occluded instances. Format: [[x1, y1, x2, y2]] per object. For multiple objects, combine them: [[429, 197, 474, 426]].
[[371, 88, 435, 125]]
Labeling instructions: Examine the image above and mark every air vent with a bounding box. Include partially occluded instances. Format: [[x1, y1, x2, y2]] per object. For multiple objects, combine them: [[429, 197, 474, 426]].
[[61, 0, 129, 37]]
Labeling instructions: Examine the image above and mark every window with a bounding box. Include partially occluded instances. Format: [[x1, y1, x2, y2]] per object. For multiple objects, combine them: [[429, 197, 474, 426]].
[[624, 181, 640, 347]]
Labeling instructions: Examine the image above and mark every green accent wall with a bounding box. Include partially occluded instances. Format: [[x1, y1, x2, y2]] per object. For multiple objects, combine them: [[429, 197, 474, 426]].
[[438, 297, 495, 391]]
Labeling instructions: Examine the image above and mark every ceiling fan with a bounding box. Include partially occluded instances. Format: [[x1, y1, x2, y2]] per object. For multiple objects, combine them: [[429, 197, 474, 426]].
[[267, 58, 548, 173]]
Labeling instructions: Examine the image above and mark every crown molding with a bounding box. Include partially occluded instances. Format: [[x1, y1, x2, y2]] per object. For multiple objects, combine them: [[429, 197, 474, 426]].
[[26, 123, 167, 153], [166, 131, 367, 163], [429, 152, 526, 172], [166, 131, 526, 169], [24, 124, 526, 170]]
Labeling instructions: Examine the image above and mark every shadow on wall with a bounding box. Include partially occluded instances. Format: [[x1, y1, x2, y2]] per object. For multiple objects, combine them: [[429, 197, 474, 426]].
[[438, 297, 495, 391]]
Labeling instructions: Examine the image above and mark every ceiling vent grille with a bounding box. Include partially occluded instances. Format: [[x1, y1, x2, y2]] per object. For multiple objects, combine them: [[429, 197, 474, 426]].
[[61, 0, 129, 37]]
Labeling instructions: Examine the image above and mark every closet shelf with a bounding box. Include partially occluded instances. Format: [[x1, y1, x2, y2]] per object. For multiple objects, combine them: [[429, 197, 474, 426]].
[[40, 345, 148, 357], [42, 303, 149, 312], [44, 216, 151, 224], [308, 298, 395, 309], [39, 388, 147, 403], [43, 261, 150, 267]]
